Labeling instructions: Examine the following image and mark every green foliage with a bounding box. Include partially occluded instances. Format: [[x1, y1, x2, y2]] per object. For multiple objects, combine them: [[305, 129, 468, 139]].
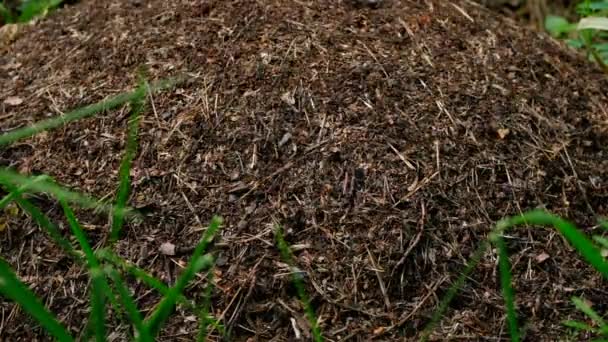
[[0, 2, 14, 23], [18, 0, 63, 22], [0, 0, 64, 23], [545, 0, 608, 71]]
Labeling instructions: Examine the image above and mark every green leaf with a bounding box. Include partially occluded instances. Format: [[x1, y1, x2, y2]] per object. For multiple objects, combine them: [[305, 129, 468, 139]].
[[18, 0, 64, 22], [578, 17, 608, 31], [576, 1, 608, 14], [0, 2, 15, 23], [545, 15, 576, 37], [0, 258, 74, 341], [566, 38, 586, 49]]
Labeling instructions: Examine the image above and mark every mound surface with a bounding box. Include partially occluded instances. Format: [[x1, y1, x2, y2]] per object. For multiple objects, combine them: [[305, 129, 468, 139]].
[[1, 0, 607, 340]]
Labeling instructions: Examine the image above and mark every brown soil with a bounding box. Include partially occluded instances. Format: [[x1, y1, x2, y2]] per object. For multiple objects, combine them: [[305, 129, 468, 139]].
[[1, 0, 607, 340]]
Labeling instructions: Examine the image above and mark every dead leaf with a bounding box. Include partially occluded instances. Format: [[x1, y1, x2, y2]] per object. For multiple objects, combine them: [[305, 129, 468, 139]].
[[159, 242, 176, 256], [281, 91, 295, 106], [3, 96, 23, 106], [497, 128, 510, 139], [373, 326, 386, 335], [535, 251, 550, 263]]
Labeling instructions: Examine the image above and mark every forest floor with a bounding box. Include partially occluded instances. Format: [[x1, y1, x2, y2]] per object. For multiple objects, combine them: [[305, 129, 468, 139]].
[[0, 0, 607, 340]]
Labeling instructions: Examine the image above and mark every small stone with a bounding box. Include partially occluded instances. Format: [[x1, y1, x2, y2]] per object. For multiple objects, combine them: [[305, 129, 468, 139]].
[[281, 91, 295, 106], [278, 132, 292, 147], [3, 96, 23, 106], [535, 252, 550, 263], [159, 242, 176, 256]]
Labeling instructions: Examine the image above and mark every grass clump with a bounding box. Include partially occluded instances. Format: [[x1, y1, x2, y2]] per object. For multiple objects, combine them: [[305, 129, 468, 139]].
[[0, 75, 224, 341], [423, 210, 608, 341]]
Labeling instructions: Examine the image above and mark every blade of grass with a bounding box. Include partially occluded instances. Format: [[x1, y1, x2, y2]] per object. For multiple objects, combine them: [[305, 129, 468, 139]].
[[96, 249, 194, 309], [421, 240, 490, 341], [0, 258, 74, 341], [0, 76, 183, 147], [563, 320, 597, 332], [197, 271, 215, 342], [572, 296, 606, 327], [274, 225, 323, 342], [0, 175, 50, 210], [142, 216, 222, 339], [106, 266, 152, 341], [110, 86, 145, 243], [1, 183, 75, 256], [491, 234, 520, 342], [90, 269, 107, 342], [496, 210, 608, 278], [593, 236, 608, 249], [0, 168, 137, 218], [61, 201, 108, 341]]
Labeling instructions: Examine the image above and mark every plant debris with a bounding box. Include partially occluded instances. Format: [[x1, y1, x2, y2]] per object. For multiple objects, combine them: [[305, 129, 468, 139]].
[[0, 0, 607, 340]]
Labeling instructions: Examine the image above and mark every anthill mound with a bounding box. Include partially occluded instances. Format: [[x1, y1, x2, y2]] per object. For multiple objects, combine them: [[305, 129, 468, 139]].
[[0, 0, 607, 340]]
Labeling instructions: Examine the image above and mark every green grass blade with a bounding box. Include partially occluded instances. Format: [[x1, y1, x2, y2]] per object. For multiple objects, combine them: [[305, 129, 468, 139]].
[[0, 257, 74, 341], [274, 225, 323, 342], [197, 271, 215, 342], [106, 267, 152, 341], [0, 2, 15, 23], [0, 168, 137, 218], [492, 234, 520, 342], [0, 89, 142, 146], [496, 210, 608, 278], [60, 200, 99, 268], [421, 240, 490, 341], [96, 249, 193, 309], [18, 0, 63, 22], [61, 201, 109, 341], [572, 296, 606, 327], [563, 319, 597, 332], [0, 77, 181, 147], [0, 175, 50, 211], [593, 235, 608, 249], [110, 89, 145, 243], [1, 183, 76, 256], [142, 216, 222, 339], [90, 269, 107, 342]]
